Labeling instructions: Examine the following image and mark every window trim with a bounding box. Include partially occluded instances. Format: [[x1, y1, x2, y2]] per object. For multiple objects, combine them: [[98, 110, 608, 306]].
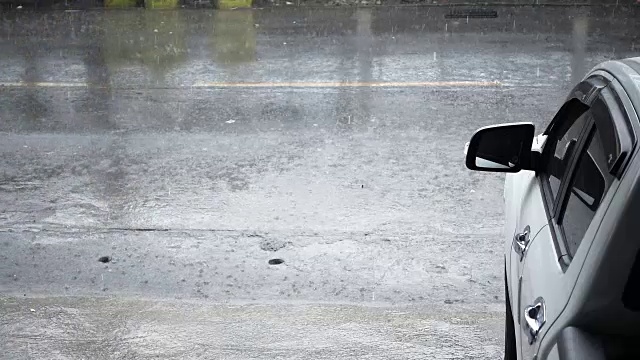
[[538, 106, 593, 271], [539, 85, 594, 220], [595, 84, 637, 178], [540, 84, 635, 268], [554, 120, 595, 225], [542, 80, 599, 138], [536, 76, 608, 270], [556, 124, 597, 226], [545, 120, 595, 270], [538, 76, 608, 219]]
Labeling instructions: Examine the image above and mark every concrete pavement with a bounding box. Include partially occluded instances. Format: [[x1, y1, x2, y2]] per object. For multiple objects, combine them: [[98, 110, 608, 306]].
[[0, 297, 503, 359]]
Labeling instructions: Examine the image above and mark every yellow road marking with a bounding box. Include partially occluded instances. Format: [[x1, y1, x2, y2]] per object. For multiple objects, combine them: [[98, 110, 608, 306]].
[[0, 80, 501, 88], [0, 82, 89, 88], [193, 81, 501, 88]]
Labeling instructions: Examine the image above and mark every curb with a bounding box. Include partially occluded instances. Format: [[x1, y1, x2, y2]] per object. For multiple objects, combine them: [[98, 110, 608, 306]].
[[1, 0, 637, 9]]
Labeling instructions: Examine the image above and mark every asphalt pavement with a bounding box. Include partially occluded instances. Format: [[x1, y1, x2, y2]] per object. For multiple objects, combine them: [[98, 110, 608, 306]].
[[0, 5, 639, 359]]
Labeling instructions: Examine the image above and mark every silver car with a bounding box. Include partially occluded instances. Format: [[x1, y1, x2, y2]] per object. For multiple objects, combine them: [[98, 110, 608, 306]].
[[465, 57, 640, 360]]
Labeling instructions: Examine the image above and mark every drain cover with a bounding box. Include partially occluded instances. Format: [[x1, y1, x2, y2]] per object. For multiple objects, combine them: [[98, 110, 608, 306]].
[[445, 9, 498, 19]]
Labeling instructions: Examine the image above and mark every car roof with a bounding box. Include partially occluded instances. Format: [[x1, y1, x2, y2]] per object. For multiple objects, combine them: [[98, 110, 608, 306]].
[[591, 57, 640, 117]]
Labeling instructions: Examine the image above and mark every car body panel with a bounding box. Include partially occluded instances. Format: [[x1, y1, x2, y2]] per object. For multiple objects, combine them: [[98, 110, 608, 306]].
[[533, 66, 640, 359], [518, 168, 622, 357], [519, 223, 563, 360], [503, 134, 549, 358], [517, 91, 626, 358], [508, 59, 640, 359], [533, 167, 624, 359], [507, 176, 552, 358]]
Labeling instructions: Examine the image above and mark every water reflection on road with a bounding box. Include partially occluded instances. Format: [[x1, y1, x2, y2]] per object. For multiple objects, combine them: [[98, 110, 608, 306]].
[[0, 7, 637, 91]]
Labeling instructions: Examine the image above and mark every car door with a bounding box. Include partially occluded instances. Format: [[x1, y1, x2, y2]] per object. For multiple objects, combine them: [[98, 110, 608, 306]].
[[504, 156, 549, 357], [518, 82, 634, 359], [505, 78, 604, 359]]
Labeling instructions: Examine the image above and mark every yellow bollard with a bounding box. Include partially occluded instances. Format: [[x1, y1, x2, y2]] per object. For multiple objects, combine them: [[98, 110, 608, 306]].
[[215, 0, 253, 9], [104, 0, 137, 8], [211, 10, 257, 64], [145, 0, 180, 9], [102, 11, 188, 82]]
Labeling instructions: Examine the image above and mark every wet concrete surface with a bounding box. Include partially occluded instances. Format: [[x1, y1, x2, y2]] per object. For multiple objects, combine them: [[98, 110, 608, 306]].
[[0, 5, 639, 359], [0, 297, 503, 359]]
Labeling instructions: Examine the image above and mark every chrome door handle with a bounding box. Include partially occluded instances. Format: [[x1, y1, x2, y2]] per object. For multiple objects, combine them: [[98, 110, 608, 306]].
[[524, 297, 546, 345], [513, 225, 531, 261]]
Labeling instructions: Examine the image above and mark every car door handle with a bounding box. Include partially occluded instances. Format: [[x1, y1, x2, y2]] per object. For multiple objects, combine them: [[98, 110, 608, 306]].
[[524, 297, 546, 345], [513, 225, 531, 261]]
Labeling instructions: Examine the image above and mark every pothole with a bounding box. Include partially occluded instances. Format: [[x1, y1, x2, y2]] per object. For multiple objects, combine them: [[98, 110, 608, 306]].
[[98, 256, 112, 263], [268, 258, 285, 265]]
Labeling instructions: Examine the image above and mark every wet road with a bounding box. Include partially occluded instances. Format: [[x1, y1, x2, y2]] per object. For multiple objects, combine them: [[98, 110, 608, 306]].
[[1, 5, 639, 359]]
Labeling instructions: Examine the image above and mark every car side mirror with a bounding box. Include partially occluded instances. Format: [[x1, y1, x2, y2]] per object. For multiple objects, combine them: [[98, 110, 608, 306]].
[[465, 123, 536, 173]]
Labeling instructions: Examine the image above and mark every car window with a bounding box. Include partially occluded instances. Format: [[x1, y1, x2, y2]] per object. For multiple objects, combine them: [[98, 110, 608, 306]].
[[546, 110, 590, 204], [560, 126, 614, 257]]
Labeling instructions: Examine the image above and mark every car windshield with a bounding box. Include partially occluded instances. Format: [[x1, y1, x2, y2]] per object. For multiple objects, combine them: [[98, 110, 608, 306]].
[[0, 2, 638, 359]]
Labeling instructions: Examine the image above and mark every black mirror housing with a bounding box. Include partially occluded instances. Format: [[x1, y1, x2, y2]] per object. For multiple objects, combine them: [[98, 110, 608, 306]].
[[465, 123, 536, 173]]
